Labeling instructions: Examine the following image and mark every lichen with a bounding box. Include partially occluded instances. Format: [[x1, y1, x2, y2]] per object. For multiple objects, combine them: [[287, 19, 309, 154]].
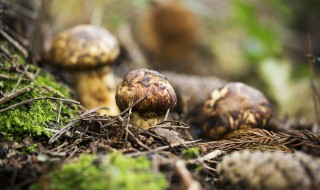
[[0, 56, 79, 140], [32, 153, 168, 190]]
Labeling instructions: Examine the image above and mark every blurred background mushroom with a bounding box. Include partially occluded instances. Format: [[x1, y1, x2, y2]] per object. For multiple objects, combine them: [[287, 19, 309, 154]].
[[137, 0, 207, 74], [50, 25, 120, 115], [116, 69, 177, 129], [200, 82, 272, 140]]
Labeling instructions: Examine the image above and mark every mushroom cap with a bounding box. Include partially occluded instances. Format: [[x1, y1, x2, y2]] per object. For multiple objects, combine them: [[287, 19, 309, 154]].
[[116, 69, 177, 118], [51, 25, 120, 69], [201, 82, 272, 140]]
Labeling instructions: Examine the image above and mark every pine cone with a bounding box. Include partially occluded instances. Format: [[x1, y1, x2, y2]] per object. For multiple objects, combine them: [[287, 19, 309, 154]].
[[217, 150, 320, 190]]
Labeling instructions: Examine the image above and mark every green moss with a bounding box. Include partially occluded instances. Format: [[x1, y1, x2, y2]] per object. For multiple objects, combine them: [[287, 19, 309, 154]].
[[0, 56, 78, 139], [182, 147, 200, 159], [25, 143, 38, 153], [33, 153, 168, 190]]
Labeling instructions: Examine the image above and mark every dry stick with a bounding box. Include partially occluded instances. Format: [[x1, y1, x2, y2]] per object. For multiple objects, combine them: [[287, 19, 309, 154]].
[[67, 146, 79, 160], [49, 141, 69, 152], [101, 94, 148, 128], [56, 101, 63, 128], [164, 109, 170, 121], [0, 86, 33, 105], [12, 65, 29, 90], [0, 28, 28, 57], [2, 25, 29, 48], [156, 120, 190, 128], [49, 108, 98, 144], [187, 150, 224, 164], [307, 34, 320, 132], [123, 103, 133, 148], [151, 123, 190, 130], [76, 127, 107, 137], [0, 46, 12, 59], [1, 96, 78, 111], [0, 52, 17, 66], [175, 160, 202, 190], [126, 128, 151, 150], [127, 140, 200, 157], [0, 97, 79, 113], [0, 74, 10, 79]]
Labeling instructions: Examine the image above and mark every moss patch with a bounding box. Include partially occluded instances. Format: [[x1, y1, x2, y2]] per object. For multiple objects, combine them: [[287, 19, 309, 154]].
[[0, 56, 78, 140], [32, 153, 168, 190]]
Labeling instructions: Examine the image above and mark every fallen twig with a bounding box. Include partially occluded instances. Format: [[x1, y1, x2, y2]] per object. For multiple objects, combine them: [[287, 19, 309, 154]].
[[0, 96, 79, 113], [0, 28, 28, 57], [175, 160, 202, 190], [187, 150, 224, 164], [126, 140, 200, 157], [12, 65, 29, 90], [49, 108, 99, 144], [0, 86, 34, 105]]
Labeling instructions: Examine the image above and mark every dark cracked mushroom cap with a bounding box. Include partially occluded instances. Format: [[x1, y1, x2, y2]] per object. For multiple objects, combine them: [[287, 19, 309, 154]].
[[201, 82, 272, 140], [51, 25, 120, 69], [116, 69, 177, 128]]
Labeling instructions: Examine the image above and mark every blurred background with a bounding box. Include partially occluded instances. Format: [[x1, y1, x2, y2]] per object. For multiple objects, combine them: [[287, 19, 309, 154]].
[[6, 0, 320, 123]]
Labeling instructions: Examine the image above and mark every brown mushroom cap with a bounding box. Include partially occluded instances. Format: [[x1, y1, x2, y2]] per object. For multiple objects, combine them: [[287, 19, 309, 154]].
[[201, 82, 272, 140], [51, 25, 120, 69], [116, 69, 177, 117]]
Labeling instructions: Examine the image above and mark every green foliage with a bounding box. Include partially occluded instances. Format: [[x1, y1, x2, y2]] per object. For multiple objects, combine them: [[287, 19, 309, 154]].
[[47, 153, 168, 190], [181, 147, 200, 159], [230, 0, 295, 64], [25, 143, 38, 153], [231, 0, 286, 62], [0, 57, 78, 140]]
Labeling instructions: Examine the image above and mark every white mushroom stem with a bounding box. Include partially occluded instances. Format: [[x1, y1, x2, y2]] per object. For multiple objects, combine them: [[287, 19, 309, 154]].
[[131, 112, 164, 129], [72, 69, 119, 116]]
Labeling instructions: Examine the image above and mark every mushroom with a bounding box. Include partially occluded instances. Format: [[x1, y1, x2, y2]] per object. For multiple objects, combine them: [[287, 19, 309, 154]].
[[50, 25, 120, 115], [139, 0, 200, 62], [200, 82, 272, 140], [116, 69, 177, 129]]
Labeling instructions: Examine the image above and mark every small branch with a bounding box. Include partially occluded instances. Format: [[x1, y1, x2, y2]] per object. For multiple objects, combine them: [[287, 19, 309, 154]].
[[56, 101, 63, 128], [175, 160, 202, 190], [187, 150, 224, 164], [306, 34, 320, 131], [0, 96, 79, 113], [126, 140, 200, 157], [0, 28, 28, 58], [12, 65, 29, 90], [164, 109, 170, 121], [101, 94, 148, 128], [49, 107, 104, 144], [123, 103, 133, 148], [2, 25, 29, 48], [0, 74, 11, 80], [0, 86, 34, 105], [126, 128, 151, 150]]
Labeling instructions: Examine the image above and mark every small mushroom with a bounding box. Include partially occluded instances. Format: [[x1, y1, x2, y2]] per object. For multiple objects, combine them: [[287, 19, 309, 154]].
[[200, 82, 272, 140], [50, 25, 120, 115], [116, 69, 177, 129]]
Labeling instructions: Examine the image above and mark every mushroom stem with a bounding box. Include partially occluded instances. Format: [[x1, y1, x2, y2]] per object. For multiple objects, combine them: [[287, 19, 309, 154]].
[[72, 70, 119, 116], [131, 112, 163, 130]]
